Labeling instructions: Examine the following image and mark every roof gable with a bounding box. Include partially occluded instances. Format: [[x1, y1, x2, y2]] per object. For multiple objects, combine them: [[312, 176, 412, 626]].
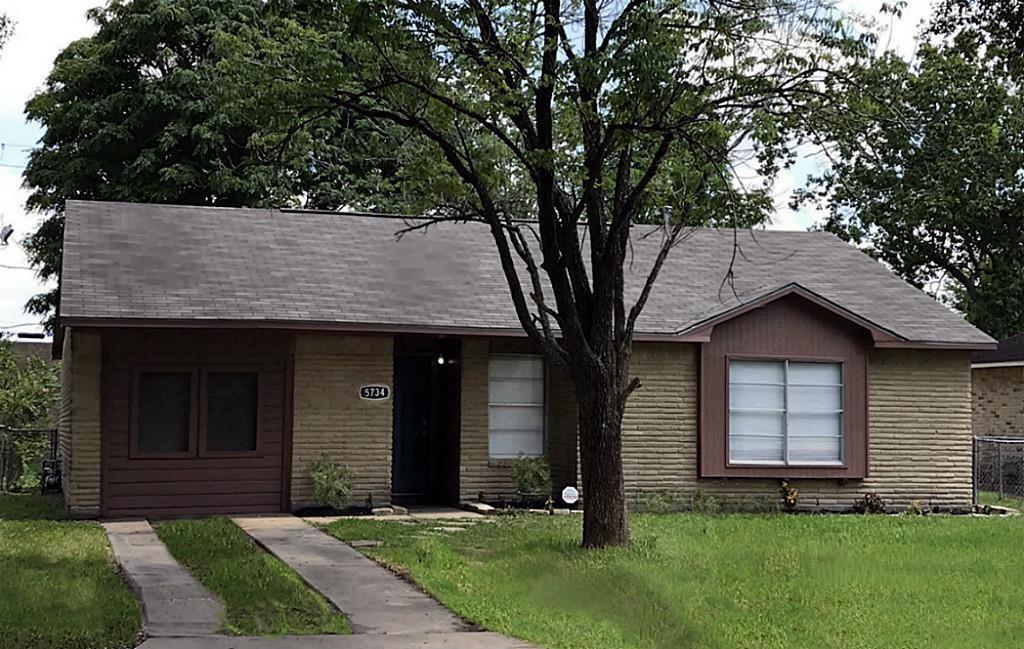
[[676, 283, 905, 345]]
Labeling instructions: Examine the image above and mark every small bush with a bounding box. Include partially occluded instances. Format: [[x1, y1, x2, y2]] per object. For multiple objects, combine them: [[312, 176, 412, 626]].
[[780, 480, 799, 512], [308, 456, 355, 510], [511, 456, 551, 496], [690, 489, 720, 514], [853, 492, 887, 514]]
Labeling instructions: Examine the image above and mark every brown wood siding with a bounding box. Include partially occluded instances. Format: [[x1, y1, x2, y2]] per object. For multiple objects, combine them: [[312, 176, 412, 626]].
[[699, 295, 870, 479], [101, 329, 292, 518]]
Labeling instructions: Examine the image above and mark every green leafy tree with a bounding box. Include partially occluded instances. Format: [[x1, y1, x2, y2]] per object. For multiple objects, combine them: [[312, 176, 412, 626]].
[[0, 339, 59, 491], [22, 0, 418, 328], [932, 0, 1023, 74], [221, 0, 867, 546], [0, 338, 58, 430], [797, 37, 1024, 338]]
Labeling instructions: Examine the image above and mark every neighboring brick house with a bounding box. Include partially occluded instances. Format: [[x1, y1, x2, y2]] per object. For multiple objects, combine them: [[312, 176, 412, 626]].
[[972, 334, 1024, 438], [55, 200, 994, 518]]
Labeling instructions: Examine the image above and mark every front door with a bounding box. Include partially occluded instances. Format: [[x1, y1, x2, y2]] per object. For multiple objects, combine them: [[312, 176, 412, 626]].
[[392, 355, 433, 499]]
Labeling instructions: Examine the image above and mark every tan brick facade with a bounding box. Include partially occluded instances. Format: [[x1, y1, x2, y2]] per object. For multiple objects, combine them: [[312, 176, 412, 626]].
[[291, 334, 394, 508], [58, 329, 102, 518], [972, 366, 1024, 438], [620, 343, 974, 510], [459, 339, 578, 501], [59, 326, 972, 515], [458, 339, 513, 500]]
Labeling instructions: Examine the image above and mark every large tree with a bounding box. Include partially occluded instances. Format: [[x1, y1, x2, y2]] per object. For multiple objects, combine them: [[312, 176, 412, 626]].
[[22, 0, 417, 328], [798, 28, 1024, 338], [221, 0, 865, 546]]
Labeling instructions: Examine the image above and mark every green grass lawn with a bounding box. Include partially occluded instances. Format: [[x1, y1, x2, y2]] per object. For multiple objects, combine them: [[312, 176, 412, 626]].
[[0, 492, 65, 520], [326, 514, 1024, 649], [0, 494, 140, 649], [978, 491, 1024, 510], [156, 517, 348, 635]]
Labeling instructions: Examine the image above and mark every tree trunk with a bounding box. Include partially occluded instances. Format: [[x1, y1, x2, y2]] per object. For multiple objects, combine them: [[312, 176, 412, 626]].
[[576, 367, 629, 548]]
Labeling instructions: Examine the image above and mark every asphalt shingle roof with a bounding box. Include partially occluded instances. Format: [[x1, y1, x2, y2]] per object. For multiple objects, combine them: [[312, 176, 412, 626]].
[[60, 200, 994, 347], [972, 333, 1024, 363]]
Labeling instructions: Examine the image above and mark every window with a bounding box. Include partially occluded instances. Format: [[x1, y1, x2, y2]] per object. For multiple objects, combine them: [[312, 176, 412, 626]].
[[488, 355, 545, 458], [136, 371, 194, 455], [133, 367, 260, 458], [204, 371, 259, 453], [728, 360, 843, 466]]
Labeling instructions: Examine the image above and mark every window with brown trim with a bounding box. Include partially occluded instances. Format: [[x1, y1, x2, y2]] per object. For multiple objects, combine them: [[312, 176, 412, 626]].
[[132, 366, 261, 458], [728, 360, 844, 466], [203, 371, 259, 454], [135, 371, 194, 456], [698, 294, 869, 480]]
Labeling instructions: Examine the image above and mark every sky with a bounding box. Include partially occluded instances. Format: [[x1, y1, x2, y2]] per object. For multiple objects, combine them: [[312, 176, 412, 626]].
[[0, 0, 937, 336]]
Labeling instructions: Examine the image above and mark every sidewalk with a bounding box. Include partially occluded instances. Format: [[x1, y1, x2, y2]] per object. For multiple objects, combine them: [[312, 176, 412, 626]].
[[103, 520, 224, 638], [105, 514, 535, 648], [233, 515, 467, 635]]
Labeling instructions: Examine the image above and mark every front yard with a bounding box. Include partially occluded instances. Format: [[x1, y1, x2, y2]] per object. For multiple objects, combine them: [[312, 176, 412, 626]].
[[326, 513, 1024, 649], [0, 494, 140, 649]]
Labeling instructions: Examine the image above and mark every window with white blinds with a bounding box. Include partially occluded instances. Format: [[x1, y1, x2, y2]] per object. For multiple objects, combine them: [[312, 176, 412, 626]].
[[728, 359, 843, 465], [488, 354, 545, 459]]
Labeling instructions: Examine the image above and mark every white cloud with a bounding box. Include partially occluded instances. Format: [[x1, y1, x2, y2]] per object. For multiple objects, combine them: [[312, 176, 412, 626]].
[[0, 0, 96, 335]]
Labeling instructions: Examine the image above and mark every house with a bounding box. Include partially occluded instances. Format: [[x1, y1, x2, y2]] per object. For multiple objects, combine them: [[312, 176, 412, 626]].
[[55, 200, 994, 518], [972, 334, 1024, 438]]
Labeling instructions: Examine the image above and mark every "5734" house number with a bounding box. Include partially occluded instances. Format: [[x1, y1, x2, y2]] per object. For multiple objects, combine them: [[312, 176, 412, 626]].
[[359, 384, 391, 401]]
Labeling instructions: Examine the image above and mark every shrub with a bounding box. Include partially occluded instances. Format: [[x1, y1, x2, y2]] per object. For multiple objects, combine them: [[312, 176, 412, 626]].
[[308, 456, 355, 510], [853, 492, 887, 514], [511, 455, 551, 496], [690, 489, 720, 514], [780, 480, 799, 512]]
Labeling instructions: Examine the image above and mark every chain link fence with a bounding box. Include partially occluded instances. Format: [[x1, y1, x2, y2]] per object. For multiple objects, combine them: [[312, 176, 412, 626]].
[[0, 426, 58, 493], [974, 436, 1024, 507]]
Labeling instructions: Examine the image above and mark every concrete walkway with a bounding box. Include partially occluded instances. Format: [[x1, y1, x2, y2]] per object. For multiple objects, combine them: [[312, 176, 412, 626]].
[[138, 631, 535, 649], [103, 520, 224, 637], [233, 516, 467, 635]]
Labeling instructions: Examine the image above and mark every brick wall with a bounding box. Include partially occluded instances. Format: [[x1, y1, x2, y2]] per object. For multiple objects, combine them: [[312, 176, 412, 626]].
[[972, 366, 1024, 438], [620, 343, 974, 511], [59, 329, 102, 518], [459, 339, 578, 501], [291, 334, 394, 508], [458, 339, 513, 500], [546, 362, 578, 492]]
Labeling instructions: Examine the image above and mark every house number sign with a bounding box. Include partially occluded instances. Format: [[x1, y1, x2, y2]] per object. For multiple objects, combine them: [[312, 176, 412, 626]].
[[359, 385, 391, 401]]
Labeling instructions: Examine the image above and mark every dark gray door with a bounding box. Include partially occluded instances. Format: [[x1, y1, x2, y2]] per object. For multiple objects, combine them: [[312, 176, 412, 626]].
[[392, 356, 432, 497]]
